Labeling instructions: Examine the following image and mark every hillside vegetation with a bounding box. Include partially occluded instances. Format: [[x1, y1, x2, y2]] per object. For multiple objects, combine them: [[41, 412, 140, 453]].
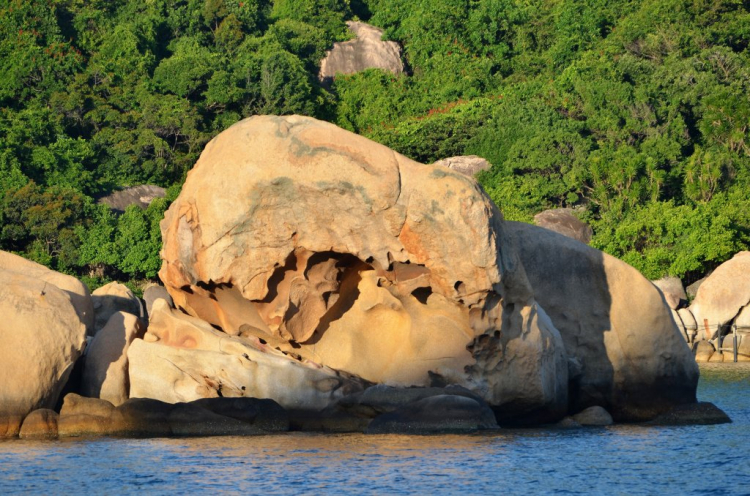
[[1, 0, 749, 287]]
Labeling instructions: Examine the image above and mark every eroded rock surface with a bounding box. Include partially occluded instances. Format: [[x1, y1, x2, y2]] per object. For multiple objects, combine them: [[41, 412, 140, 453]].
[[159, 115, 567, 421], [319, 21, 403, 81]]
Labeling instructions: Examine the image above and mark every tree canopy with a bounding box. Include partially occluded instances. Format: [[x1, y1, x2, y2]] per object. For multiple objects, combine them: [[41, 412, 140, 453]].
[[1, 0, 748, 286]]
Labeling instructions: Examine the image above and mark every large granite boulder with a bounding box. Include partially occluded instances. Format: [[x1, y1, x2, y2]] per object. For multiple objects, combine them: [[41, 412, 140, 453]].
[[319, 21, 403, 81], [533, 208, 593, 244], [158, 115, 568, 423], [0, 264, 87, 437], [506, 222, 699, 421], [81, 311, 145, 406], [0, 250, 94, 333], [433, 155, 492, 177], [689, 252, 750, 329]]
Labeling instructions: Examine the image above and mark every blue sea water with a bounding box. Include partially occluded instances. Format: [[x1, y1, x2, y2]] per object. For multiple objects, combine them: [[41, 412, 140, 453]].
[[1, 364, 749, 495]]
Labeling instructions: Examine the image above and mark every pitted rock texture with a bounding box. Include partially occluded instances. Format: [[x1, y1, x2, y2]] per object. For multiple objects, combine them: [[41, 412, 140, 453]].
[[533, 208, 593, 244], [506, 222, 699, 422], [0, 264, 87, 429], [319, 21, 403, 81], [159, 115, 567, 418]]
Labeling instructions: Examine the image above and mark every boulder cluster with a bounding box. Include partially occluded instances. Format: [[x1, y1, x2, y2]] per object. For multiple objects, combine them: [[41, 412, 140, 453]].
[[655, 252, 750, 362], [1, 115, 719, 439]]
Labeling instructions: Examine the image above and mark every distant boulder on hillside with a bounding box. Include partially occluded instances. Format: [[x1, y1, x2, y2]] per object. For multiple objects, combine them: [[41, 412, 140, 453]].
[[319, 21, 404, 82], [99, 185, 166, 213]]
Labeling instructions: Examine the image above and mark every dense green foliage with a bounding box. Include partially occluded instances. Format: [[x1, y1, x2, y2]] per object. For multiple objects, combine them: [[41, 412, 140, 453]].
[[1, 0, 748, 285]]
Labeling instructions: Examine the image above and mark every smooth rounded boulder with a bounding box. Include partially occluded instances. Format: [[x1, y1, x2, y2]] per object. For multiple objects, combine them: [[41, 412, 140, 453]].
[[506, 221, 699, 421], [92, 281, 144, 333], [0, 266, 87, 436]]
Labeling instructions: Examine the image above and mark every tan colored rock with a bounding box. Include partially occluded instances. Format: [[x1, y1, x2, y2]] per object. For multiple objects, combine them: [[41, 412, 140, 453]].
[[694, 340, 715, 362], [319, 21, 403, 81], [19, 409, 58, 439], [0, 250, 94, 333], [81, 312, 145, 406], [506, 221, 699, 422], [92, 281, 144, 332], [433, 155, 491, 177], [0, 267, 87, 429], [128, 299, 367, 410], [533, 209, 593, 244], [652, 276, 687, 310], [690, 252, 750, 328], [158, 115, 567, 421]]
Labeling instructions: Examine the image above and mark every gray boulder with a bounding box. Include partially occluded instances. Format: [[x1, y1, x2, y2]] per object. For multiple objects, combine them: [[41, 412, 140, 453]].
[[572, 406, 613, 426], [433, 155, 491, 177]]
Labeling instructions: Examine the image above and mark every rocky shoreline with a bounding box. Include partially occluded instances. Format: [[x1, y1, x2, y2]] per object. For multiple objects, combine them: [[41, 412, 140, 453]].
[[1, 116, 731, 440]]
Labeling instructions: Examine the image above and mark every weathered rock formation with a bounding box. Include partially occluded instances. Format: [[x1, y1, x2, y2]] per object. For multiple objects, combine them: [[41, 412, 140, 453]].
[[319, 21, 403, 81], [433, 155, 492, 177], [506, 222, 698, 421], [533, 208, 593, 244], [153, 114, 697, 424], [99, 185, 166, 213], [0, 257, 87, 437]]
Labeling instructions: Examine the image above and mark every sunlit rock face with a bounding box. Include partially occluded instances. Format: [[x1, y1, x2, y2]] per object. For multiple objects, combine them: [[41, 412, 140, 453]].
[[157, 115, 567, 420]]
